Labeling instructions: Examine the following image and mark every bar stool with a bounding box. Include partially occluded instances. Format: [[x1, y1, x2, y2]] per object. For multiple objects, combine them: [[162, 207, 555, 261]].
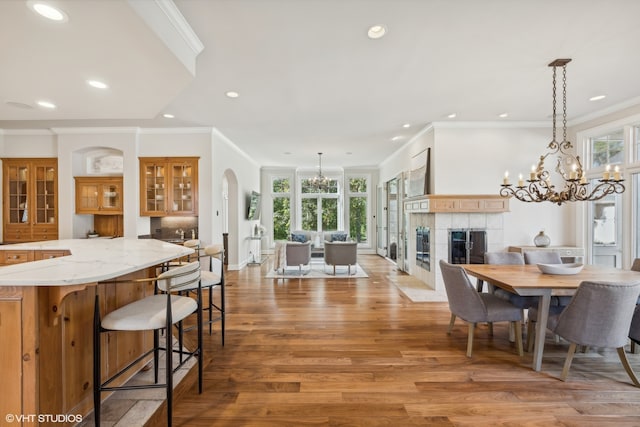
[[93, 261, 203, 427], [181, 240, 225, 345]]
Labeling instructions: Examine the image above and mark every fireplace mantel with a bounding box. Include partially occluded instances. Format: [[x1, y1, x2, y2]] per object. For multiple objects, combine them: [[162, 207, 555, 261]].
[[404, 194, 509, 213]]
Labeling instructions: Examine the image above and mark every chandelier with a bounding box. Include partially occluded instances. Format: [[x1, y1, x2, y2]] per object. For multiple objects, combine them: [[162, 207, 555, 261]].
[[500, 58, 625, 205], [310, 152, 329, 190]]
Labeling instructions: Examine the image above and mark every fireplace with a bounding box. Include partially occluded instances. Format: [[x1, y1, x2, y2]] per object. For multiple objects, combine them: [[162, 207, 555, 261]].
[[448, 228, 486, 264], [416, 226, 430, 271]]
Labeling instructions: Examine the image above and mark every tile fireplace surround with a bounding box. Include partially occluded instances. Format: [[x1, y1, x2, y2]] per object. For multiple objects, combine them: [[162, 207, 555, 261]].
[[408, 212, 505, 292]]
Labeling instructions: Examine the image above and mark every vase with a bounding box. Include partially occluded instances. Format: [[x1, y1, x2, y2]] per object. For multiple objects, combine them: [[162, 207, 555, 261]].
[[534, 230, 551, 247]]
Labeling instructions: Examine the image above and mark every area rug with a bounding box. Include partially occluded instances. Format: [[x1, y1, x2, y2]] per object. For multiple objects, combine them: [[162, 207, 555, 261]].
[[265, 262, 368, 279]]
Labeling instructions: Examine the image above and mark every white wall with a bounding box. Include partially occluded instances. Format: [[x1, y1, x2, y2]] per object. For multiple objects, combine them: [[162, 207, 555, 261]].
[[0, 127, 260, 270], [380, 123, 575, 251], [211, 128, 261, 269]]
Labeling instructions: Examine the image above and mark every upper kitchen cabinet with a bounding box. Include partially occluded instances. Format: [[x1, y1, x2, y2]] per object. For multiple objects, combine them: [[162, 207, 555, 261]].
[[2, 158, 58, 243], [139, 157, 199, 217], [75, 176, 123, 214]]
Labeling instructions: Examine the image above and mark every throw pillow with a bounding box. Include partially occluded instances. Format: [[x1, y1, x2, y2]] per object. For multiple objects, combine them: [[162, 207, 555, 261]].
[[291, 233, 307, 243], [331, 232, 348, 242]]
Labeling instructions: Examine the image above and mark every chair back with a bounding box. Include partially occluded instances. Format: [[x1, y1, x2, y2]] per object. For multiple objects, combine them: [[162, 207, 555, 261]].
[[524, 251, 562, 265], [324, 241, 357, 265], [631, 258, 640, 272], [553, 280, 640, 348], [205, 245, 224, 277], [630, 306, 640, 344], [286, 241, 312, 266], [157, 261, 201, 292], [524, 251, 562, 264], [439, 260, 487, 320], [485, 252, 524, 265]]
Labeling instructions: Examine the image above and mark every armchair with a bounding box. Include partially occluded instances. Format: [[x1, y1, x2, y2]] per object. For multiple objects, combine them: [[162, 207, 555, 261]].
[[324, 241, 358, 275]]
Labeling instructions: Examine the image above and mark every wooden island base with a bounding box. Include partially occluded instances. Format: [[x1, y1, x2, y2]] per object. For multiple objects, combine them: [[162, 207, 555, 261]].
[[0, 239, 193, 426]]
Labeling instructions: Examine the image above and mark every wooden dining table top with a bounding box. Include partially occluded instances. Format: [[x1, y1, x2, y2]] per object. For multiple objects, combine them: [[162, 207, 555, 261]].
[[462, 263, 640, 296]]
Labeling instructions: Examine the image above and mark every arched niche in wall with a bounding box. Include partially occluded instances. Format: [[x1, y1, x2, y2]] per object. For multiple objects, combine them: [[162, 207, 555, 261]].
[[73, 147, 124, 176]]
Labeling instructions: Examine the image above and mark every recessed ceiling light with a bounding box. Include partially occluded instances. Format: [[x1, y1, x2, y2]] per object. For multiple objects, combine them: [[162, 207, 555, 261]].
[[28, 1, 68, 22], [391, 136, 402, 142], [36, 100, 56, 109], [402, 123, 411, 128], [346, 152, 353, 155], [87, 79, 108, 89], [589, 95, 606, 101], [163, 113, 175, 119], [447, 113, 457, 119], [225, 91, 239, 98], [499, 113, 509, 118], [367, 25, 387, 39]]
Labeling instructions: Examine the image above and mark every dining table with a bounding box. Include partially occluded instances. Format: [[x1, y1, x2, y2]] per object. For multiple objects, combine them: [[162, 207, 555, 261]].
[[462, 263, 640, 371]]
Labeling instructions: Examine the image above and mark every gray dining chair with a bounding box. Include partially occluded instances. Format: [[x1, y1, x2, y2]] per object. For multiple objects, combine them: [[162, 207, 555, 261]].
[[523, 251, 563, 265], [439, 260, 524, 357], [629, 305, 640, 353], [485, 252, 537, 342], [550, 280, 640, 385]]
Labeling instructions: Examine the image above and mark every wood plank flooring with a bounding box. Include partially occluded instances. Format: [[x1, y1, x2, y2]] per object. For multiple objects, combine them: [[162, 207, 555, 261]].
[[173, 255, 640, 426]]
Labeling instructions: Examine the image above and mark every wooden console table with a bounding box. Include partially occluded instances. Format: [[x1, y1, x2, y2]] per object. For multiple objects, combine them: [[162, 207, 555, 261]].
[[508, 245, 585, 263]]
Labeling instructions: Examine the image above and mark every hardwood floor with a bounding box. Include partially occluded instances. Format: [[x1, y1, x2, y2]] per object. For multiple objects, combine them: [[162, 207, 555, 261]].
[[173, 255, 640, 426]]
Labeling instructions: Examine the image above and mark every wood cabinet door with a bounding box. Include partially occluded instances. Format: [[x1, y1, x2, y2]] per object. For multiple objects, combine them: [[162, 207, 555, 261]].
[[140, 157, 198, 216], [75, 177, 123, 214], [3, 158, 58, 242]]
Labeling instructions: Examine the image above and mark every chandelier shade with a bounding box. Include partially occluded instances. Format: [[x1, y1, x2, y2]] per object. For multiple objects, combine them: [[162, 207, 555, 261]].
[[311, 152, 329, 190], [499, 59, 625, 205]]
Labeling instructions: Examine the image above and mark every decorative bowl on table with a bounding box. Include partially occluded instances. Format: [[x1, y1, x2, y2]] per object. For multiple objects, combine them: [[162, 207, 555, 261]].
[[537, 263, 584, 275]]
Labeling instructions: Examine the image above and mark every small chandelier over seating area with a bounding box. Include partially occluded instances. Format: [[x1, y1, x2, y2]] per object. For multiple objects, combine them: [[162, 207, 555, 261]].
[[311, 152, 329, 190], [500, 58, 625, 205]]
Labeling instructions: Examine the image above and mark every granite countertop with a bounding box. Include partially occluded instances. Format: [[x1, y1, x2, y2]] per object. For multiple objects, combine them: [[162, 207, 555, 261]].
[[0, 238, 193, 287]]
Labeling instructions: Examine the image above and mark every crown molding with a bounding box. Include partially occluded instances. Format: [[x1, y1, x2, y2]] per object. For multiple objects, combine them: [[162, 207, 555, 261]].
[[127, 0, 204, 76], [51, 127, 140, 135]]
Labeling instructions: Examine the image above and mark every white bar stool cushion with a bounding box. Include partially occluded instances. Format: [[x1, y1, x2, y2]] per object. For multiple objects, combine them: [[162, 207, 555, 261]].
[[102, 294, 197, 331]]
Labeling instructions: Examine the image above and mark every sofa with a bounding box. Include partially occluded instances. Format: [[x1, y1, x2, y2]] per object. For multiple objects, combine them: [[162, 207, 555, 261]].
[[289, 230, 349, 257]]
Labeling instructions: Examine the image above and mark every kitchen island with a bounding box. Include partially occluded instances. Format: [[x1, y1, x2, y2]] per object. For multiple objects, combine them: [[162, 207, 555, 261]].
[[0, 238, 193, 426]]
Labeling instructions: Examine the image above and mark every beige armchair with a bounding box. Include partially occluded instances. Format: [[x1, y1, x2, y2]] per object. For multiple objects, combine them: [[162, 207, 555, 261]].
[[285, 241, 312, 275], [324, 241, 358, 275]]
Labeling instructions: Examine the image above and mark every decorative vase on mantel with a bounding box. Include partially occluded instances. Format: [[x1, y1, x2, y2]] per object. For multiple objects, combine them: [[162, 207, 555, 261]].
[[534, 230, 551, 247]]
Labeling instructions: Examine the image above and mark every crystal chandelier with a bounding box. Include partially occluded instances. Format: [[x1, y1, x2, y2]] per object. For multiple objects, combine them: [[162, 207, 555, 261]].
[[311, 152, 329, 190], [500, 59, 625, 205]]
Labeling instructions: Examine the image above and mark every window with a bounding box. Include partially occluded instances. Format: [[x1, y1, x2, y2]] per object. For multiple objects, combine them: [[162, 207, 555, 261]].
[[299, 176, 340, 232], [634, 126, 640, 162], [590, 129, 624, 168], [347, 176, 368, 243], [271, 177, 291, 241]]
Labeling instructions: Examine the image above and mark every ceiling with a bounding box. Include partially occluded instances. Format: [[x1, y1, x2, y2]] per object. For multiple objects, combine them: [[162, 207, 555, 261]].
[[1, 0, 640, 169]]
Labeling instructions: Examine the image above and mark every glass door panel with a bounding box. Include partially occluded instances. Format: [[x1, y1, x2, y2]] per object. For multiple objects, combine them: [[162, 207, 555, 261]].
[[145, 164, 165, 212], [172, 164, 193, 212], [101, 183, 120, 210], [8, 165, 29, 224]]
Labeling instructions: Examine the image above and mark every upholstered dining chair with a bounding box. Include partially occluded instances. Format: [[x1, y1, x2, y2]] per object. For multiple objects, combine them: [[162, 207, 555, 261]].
[[93, 261, 203, 427], [629, 305, 640, 353], [484, 252, 537, 342], [182, 240, 226, 345], [550, 280, 640, 385], [523, 251, 563, 265], [324, 241, 358, 275], [629, 258, 640, 351], [439, 260, 524, 357]]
